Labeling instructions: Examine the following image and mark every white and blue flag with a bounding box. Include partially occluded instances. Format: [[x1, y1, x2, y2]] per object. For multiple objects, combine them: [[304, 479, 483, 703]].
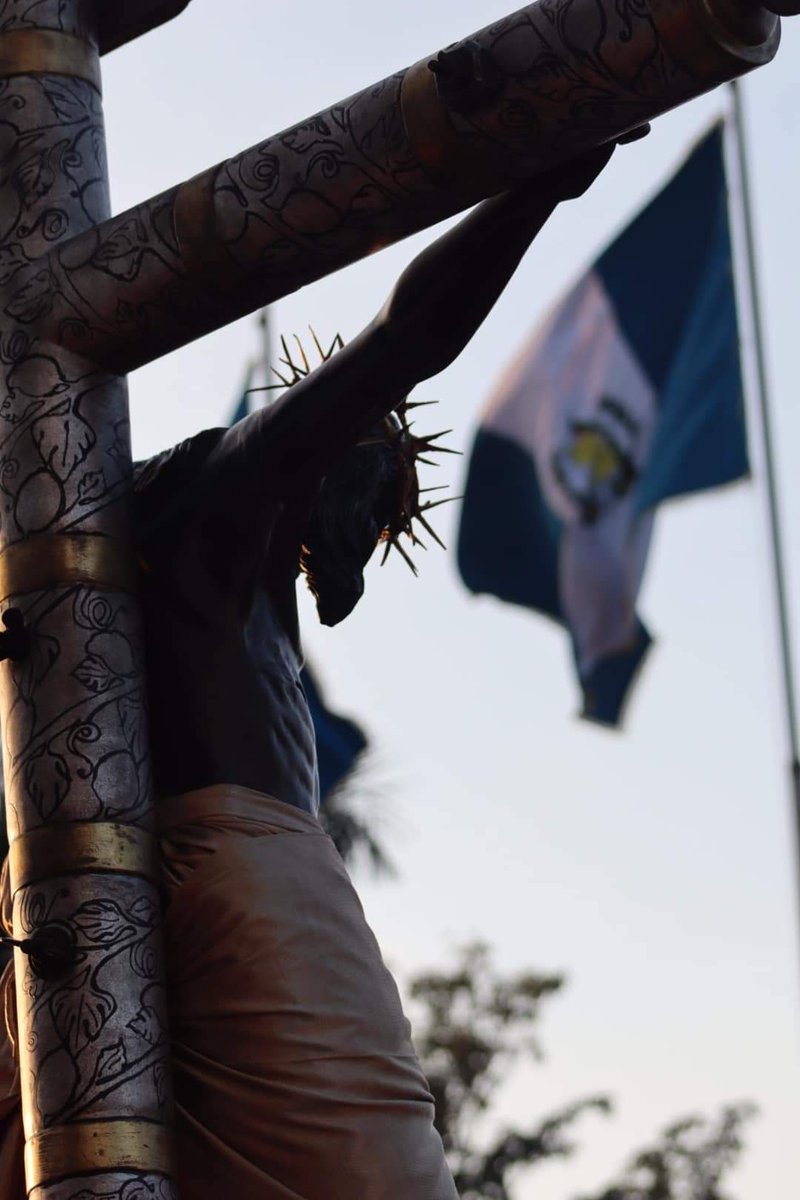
[[457, 126, 748, 726]]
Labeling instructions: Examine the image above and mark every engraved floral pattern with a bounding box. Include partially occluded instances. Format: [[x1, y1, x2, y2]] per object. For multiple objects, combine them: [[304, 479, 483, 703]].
[[35, 1174, 176, 1200], [0, 6, 167, 1188], [14, 876, 169, 1127]]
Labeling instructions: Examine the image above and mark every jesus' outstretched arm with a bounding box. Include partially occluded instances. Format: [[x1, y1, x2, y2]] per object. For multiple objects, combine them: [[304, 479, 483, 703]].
[[206, 143, 619, 491]]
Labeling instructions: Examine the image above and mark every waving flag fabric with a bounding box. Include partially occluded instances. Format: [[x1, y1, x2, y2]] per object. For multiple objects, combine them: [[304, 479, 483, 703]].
[[230, 361, 255, 426], [300, 665, 369, 800], [457, 126, 748, 726]]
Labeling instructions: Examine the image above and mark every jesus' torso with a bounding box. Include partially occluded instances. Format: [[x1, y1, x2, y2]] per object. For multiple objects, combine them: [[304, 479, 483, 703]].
[[135, 432, 320, 814]]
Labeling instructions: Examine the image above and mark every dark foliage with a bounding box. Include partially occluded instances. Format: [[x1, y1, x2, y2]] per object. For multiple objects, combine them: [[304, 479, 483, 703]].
[[410, 942, 611, 1199], [575, 1104, 758, 1200], [408, 944, 755, 1200], [318, 774, 395, 878]]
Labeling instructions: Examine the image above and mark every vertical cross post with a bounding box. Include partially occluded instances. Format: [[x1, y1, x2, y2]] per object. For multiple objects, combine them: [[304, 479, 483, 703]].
[[0, 3, 177, 1197]]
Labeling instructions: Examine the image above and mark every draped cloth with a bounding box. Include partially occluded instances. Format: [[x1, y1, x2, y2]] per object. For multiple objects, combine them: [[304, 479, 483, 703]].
[[0, 786, 457, 1199]]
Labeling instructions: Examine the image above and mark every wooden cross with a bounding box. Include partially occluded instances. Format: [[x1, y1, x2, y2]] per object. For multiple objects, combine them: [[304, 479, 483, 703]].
[[0, 0, 789, 1196]]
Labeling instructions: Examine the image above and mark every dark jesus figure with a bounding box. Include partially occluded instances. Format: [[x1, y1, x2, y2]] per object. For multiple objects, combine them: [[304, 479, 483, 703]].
[[0, 144, 622, 1199]]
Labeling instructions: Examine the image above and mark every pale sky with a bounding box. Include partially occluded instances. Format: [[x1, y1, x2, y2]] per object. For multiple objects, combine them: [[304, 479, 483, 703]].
[[100, 3, 800, 1196]]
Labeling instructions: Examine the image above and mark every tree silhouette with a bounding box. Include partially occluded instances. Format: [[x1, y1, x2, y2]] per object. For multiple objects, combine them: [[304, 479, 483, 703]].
[[576, 1104, 758, 1200], [318, 776, 395, 877], [407, 943, 755, 1200], [409, 942, 611, 1199]]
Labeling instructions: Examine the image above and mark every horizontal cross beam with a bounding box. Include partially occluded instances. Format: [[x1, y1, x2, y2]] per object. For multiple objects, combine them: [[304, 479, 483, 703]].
[[24, 0, 785, 377]]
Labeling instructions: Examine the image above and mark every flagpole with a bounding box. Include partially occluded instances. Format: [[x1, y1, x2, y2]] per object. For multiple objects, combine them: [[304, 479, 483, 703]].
[[728, 79, 800, 935], [258, 306, 272, 391]]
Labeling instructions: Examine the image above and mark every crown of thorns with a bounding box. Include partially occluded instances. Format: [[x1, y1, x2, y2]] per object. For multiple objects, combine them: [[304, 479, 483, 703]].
[[248, 330, 458, 574]]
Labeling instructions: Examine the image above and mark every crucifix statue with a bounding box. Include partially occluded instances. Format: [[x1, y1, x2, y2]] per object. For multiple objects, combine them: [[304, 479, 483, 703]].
[[0, 1, 793, 1197]]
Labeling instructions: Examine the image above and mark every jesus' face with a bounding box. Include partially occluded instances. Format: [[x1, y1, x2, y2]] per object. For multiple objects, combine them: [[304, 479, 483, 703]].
[[301, 438, 400, 626]]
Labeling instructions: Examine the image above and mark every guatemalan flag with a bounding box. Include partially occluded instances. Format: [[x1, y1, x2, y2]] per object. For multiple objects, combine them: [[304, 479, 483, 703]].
[[457, 126, 748, 727]]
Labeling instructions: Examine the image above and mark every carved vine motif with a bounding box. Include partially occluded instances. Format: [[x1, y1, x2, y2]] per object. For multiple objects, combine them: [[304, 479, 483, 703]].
[[0, 70, 127, 548], [32, 1173, 176, 1200], [4, 0, 755, 379], [15, 876, 169, 1126], [0, 14, 163, 1166], [31, 72, 457, 373], [217, 73, 448, 274], [441, 0, 694, 174], [0, 0, 95, 40], [3, 586, 151, 836]]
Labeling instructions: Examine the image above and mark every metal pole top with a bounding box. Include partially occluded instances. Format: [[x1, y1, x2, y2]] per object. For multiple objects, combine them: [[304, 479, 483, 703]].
[[97, 0, 194, 55]]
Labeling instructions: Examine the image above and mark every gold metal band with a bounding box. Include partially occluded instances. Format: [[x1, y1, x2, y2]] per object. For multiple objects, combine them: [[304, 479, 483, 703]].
[[25, 1120, 175, 1189], [0, 29, 101, 92], [0, 533, 139, 604], [173, 167, 245, 291], [9, 822, 158, 896], [400, 59, 506, 200]]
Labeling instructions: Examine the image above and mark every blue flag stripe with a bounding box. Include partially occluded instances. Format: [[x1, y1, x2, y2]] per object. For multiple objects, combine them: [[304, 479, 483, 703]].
[[597, 125, 730, 393], [459, 429, 562, 619], [636, 196, 748, 508], [230, 391, 250, 425], [301, 666, 368, 801]]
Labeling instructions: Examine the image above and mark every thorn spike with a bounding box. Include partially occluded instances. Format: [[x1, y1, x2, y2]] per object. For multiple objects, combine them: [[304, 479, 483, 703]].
[[417, 515, 447, 549], [294, 334, 310, 373], [395, 542, 419, 575], [421, 496, 461, 512]]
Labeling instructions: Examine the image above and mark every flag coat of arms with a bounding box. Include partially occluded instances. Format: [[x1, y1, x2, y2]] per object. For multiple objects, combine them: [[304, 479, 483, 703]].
[[457, 126, 748, 726]]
